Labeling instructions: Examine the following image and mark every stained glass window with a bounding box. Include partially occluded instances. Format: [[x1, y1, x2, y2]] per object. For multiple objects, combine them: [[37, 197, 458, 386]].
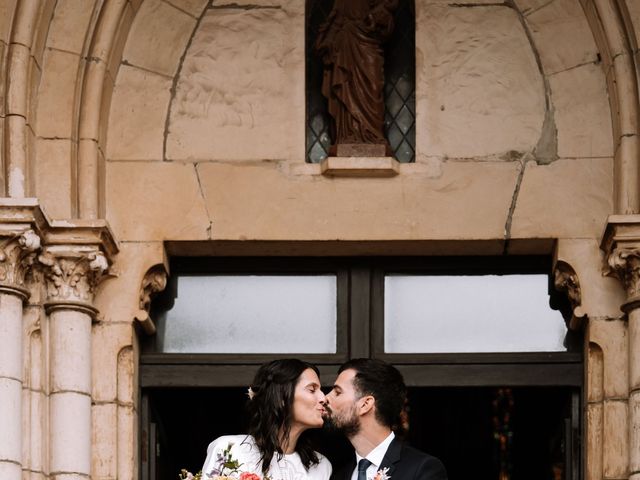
[[306, 0, 416, 163]]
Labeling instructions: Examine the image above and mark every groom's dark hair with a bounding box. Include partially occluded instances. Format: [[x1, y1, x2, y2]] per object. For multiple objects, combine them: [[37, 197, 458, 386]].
[[339, 358, 407, 431]]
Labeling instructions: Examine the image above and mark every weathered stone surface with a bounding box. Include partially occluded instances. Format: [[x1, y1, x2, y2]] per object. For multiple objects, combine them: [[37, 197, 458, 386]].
[[196, 161, 519, 240], [92, 402, 118, 478], [50, 310, 92, 393], [603, 400, 628, 479], [122, 0, 196, 77], [92, 323, 134, 402], [514, 0, 561, 16], [628, 1, 640, 50], [416, 4, 545, 158], [166, 4, 305, 161], [165, 0, 208, 17], [525, 0, 599, 75], [34, 138, 73, 219], [588, 341, 604, 402], [423, 0, 504, 3], [105, 162, 210, 240], [0, 377, 22, 460], [117, 404, 136, 480], [0, 0, 16, 44], [47, 0, 97, 55], [588, 318, 628, 399], [34, 48, 79, 139], [106, 65, 172, 160], [106, 2, 134, 83], [586, 402, 603, 480], [511, 158, 613, 239], [50, 392, 91, 474], [549, 62, 613, 158], [0, 294, 23, 379]]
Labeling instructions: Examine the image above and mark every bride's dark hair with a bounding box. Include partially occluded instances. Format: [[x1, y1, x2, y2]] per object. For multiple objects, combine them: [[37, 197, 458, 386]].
[[247, 359, 321, 476]]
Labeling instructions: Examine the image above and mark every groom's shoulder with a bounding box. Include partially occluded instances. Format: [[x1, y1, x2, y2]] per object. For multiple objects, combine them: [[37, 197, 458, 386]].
[[397, 443, 447, 479]]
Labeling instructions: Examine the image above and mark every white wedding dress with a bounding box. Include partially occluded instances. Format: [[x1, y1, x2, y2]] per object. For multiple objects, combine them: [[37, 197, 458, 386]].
[[202, 435, 332, 480]]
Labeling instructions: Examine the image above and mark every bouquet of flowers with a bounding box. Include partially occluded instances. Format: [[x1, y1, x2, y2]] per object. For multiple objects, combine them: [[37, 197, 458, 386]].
[[180, 443, 262, 480]]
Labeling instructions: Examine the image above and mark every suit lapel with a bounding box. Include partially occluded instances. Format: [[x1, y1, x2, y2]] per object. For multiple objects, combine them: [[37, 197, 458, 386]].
[[377, 437, 402, 478]]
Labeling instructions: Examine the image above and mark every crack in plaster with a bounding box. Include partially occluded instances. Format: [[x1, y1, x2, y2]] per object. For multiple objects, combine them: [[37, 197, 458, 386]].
[[162, 0, 200, 18], [162, 2, 211, 161], [50, 471, 90, 478], [502, 153, 529, 254], [93, 400, 136, 409], [39, 136, 71, 141], [48, 46, 82, 58], [23, 468, 47, 474], [521, 0, 556, 17], [613, 133, 639, 155], [119, 59, 173, 79], [0, 459, 22, 466], [449, 2, 507, 7], [50, 389, 91, 397], [210, 3, 282, 10], [547, 59, 601, 77], [194, 163, 213, 239]]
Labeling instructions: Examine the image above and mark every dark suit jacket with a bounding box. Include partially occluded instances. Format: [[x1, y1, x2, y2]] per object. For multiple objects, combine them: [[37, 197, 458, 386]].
[[330, 438, 447, 480]]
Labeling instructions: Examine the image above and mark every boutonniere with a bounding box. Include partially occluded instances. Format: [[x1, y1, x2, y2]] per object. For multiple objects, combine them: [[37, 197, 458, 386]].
[[372, 467, 391, 480]]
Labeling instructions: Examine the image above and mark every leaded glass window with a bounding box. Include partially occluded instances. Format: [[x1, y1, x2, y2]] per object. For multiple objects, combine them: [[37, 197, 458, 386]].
[[306, 0, 416, 163]]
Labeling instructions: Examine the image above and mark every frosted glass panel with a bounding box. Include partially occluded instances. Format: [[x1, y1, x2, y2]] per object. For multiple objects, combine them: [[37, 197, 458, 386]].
[[384, 275, 567, 353], [159, 275, 337, 353]]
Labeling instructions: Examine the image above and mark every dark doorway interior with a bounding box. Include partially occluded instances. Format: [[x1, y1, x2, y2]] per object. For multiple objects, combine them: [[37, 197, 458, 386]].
[[144, 386, 578, 480]]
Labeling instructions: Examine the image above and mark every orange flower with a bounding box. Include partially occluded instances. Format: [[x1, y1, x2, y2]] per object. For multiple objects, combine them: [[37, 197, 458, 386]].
[[239, 473, 261, 480]]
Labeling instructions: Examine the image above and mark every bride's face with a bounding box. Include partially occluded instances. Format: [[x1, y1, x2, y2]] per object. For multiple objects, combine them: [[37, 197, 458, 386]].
[[291, 368, 327, 430]]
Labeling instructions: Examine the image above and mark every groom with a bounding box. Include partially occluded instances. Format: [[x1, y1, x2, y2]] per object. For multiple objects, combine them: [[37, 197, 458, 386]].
[[323, 358, 447, 480]]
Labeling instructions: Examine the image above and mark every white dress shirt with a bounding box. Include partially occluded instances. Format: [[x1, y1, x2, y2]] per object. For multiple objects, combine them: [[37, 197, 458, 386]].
[[350, 431, 396, 480]]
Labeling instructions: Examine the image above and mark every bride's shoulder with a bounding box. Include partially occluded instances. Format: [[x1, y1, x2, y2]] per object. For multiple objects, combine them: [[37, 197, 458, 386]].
[[206, 434, 259, 457]]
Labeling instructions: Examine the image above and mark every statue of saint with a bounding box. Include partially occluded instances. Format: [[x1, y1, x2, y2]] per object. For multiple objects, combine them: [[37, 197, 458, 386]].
[[315, 0, 398, 156]]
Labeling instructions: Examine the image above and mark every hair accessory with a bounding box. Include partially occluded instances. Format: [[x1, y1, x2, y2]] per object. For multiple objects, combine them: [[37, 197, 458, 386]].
[[247, 387, 256, 400]]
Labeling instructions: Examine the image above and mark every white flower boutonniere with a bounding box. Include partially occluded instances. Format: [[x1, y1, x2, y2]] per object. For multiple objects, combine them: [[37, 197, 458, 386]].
[[372, 467, 391, 480]]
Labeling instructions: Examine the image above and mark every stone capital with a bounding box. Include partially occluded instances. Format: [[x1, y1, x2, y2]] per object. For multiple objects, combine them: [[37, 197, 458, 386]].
[[0, 228, 41, 299], [0, 200, 47, 299], [601, 215, 640, 311], [38, 221, 118, 316]]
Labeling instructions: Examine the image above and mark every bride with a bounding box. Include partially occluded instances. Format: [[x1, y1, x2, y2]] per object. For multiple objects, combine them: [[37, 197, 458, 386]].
[[202, 359, 332, 480]]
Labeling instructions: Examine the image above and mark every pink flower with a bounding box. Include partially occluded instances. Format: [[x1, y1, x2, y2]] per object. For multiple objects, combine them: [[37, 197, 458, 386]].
[[239, 473, 261, 480]]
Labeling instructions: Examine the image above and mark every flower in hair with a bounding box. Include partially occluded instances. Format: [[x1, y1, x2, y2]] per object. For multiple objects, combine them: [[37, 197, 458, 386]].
[[247, 387, 255, 400]]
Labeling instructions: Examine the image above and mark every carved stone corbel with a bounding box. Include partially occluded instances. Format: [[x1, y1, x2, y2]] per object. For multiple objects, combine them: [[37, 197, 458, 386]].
[[135, 265, 168, 335], [553, 260, 586, 329], [0, 229, 41, 299]]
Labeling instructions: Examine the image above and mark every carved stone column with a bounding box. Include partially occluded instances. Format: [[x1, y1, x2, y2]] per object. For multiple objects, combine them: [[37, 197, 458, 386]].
[[602, 216, 640, 480], [40, 223, 117, 480], [0, 227, 40, 480]]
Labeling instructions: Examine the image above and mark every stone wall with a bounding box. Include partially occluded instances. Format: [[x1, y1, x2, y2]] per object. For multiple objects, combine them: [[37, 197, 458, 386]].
[[1, 0, 640, 479]]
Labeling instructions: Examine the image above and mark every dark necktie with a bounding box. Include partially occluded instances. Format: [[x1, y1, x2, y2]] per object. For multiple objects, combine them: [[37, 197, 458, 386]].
[[357, 458, 373, 480]]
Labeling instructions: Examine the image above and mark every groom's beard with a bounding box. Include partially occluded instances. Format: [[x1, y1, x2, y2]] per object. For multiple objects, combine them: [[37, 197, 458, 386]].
[[322, 403, 360, 437]]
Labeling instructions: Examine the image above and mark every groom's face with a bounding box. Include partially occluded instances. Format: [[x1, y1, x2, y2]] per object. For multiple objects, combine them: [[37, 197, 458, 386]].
[[322, 368, 361, 436]]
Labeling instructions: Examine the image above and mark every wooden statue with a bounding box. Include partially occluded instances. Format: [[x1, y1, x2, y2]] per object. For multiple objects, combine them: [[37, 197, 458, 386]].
[[315, 0, 398, 156]]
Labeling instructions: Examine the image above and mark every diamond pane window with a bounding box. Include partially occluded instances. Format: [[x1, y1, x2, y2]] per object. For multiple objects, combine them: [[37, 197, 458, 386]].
[[306, 0, 416, 163]]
